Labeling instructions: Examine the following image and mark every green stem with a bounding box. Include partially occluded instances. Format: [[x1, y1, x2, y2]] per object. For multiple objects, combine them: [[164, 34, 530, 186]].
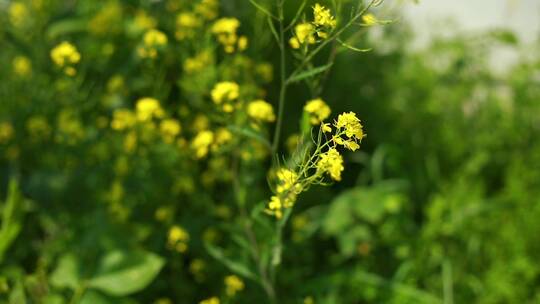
[[271, 0, 288, 155]]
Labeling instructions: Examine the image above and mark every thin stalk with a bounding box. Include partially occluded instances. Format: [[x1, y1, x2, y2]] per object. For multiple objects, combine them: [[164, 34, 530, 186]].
[[271, 0, 288, 155]]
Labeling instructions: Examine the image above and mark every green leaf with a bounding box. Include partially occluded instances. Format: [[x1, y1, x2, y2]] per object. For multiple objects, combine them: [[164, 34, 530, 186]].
[[87, 250, 164, 296], [9, 279, 26, 304], [50, 254, 80, 290], [205, 243, 257, 280], [287, 63, 333, 84], [0, 179, 25, 264]]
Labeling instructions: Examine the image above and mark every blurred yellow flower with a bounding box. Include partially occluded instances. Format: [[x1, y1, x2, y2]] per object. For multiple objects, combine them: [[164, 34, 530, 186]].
[[50, 42, 81, 67], [12, 56, 31, 77], [224, 275, 244, 296], [362, 13, 378, 26], [195, 0, 219, 20], [211, 82, 239, 112], [199, 297, 219, 304], [192, 130, 214, 158], [0, 122, 14, 144], [111, 109, 136, 130], [9, 2, 28, 28], [160, 119, 181, 142], [247, 100, 275, 122], [304, 98, 331, 125], [167, 225, 189, 253], [212, 18, 242, 53], [176, 12, 201, 40], [136, 98, 164, 121]]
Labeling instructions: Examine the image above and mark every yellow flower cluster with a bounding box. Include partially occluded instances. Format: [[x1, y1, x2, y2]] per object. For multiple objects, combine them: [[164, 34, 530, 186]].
[[200, 297, 220, 304], [12, 56, 32, 77], [289, 23, 315, 49], [195, 0, 219, 20], [211, 18, 248, 53], [247, 100, 276, 123], [211, 81, 239, 112], [0, 122, 14, 144], [362, 13, 378, 26], [192, 130, 214, 158], [313, 3, 337, 29], [290, 3, 336, 48], [317, 147, 344, 181], [184, 51, 212, 74], [136, 97, 165, 121], [224, 275, 244, 296], [111, 109, 136, 131], [167, 225, 189, 253], [333, 112, 365, 151], [304, 98, 331, 125], [50, 41, 81, 76], [9, 2, 28, 28], [138, 29, 168, 59], [160, 119, 182, 143], [267, 168, 302, 218], [176, 12, 202, 40], [266, 111, 365, 218]]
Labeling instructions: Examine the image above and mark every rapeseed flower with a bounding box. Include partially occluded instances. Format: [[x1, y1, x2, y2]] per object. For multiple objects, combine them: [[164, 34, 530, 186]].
[[211, 82, 239, 112], [317, 148, 344, 181], [111, 109, 136, 130], [192, 130, 214, 158], [167, 225, 189, 253], [313, 3, 336, 28], [136, 98, 164, 121], [199, 297, 219, 304], [224, 275, 244, 296], [304, 98, 331, 125], [12, 56, 31, 77], [247, 100, 276, 122]]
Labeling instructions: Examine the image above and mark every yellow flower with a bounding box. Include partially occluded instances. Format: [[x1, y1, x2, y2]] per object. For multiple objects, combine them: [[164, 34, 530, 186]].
[[237, 36, 248, 51], [317, 148, 344, 181], [26, 116, 51, 139], [50, 42, 81, 67], [294, 23, 316, 45], [134, 10, 157, 31], [313, 3, 336, 28], [276, 168, 299, 194], [136, 97, 164, 121], [213, 128, 232, 149], [247, 100, 275, 122], [195, 0, 219, 20], [289, 37, 300, 49], [12, 56, 31, 77], [267, 196, 284, 219], [192, 130, 214, 158], [138, 29, 167, 58], [322, 123, 332, 133], [211, 82, 239, 112], [143, 29, 168, 47], [111, 109, 136, 130], [167, 225, 189, 253], [212, 18, 242, 53], [0, 122, 14, 144], [200, 297, 220, 304], [212, 18, 240, 35], [224, 275, 244, 296], [176, 12, 201, 40], [304, 98, 331, 125], [334, 112, 365, 139], [184, 51, 212, 73], [9, 2, 28, 28], [362, 13, 378, 26], [160, 119, 181, 142]]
